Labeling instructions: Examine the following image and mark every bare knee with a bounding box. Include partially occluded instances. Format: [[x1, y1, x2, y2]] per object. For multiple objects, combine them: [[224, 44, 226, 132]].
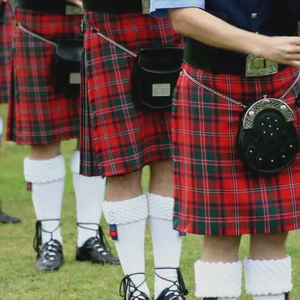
[[149, 160, 173, 197], [30, 143, 61, 160], [106, 170, 142, 201], [201, 236, 241, 263], [250, 233, 288, 260]]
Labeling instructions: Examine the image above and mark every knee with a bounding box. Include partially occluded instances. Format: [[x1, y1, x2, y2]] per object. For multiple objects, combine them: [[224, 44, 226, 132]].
[[30, 143, 61, 160]]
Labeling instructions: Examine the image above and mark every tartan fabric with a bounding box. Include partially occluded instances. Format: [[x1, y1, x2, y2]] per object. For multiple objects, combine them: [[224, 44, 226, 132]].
[[0, 0, 13, 104], [6, 8, 82, 144], [79, 12, 181, 177], [173, 63, 300, 236]]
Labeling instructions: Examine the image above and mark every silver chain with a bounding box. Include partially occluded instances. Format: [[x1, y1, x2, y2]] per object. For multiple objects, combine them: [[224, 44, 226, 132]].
[[90, 27, 137, 58], [182, 68, 300, 109]]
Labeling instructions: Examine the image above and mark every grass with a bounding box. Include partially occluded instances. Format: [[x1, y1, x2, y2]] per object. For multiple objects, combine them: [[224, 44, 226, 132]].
[[1, 104, 300, 300]]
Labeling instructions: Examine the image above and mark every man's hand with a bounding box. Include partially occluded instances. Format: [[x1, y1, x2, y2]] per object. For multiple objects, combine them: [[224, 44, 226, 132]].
[[66, 0, 83, 9]]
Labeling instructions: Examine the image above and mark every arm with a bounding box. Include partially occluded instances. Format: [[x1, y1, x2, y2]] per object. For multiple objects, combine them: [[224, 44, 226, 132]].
[[169, 8, 300, 67], [66, 0, 83, 8]]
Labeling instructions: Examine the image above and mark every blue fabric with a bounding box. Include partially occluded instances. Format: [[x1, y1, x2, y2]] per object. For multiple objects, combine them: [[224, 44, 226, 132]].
[[150, 0, 205, 17]]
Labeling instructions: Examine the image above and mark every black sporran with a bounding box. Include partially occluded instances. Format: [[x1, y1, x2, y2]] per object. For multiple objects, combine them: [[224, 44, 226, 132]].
[[0, 1, 6, 24], [237, 97, 299, 175], [54, 39, 83, 97], [132, 47, 183, 111]]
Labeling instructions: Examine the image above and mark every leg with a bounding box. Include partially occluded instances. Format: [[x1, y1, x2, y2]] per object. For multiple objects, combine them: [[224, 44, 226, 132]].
[[24, 143, 64, 271], [195, 236, 242, 300], [148, 160, 187, 299], [245, 233, 291, 300], [70, 149, 119, 264], [103, 170, 150, 299]]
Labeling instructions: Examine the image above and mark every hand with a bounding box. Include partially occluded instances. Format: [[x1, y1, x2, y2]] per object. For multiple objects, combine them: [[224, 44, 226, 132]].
[[66, 0, 83, 8], [256, 35, 300, 68]]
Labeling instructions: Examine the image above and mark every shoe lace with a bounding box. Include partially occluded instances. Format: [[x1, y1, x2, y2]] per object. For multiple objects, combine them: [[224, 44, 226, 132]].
[[155, 267, 189, 298], [42, 240, 61, 261], [33, 219, 60, 258], [119, 273, 148, 300], [77, 223, 112, 255]]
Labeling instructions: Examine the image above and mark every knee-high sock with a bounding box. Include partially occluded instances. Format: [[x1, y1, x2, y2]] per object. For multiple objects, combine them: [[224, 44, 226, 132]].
[[194, 260, 242, 299], [24, 155, 65, 244], [103, 195, 150, 297], [71, 150, 106, 247], [244, 256, 292, 300], [147, 193, 183, 299]]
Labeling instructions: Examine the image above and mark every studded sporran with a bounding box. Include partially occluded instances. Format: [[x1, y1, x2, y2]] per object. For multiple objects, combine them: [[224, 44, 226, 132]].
[[237, 97, 298, 174]]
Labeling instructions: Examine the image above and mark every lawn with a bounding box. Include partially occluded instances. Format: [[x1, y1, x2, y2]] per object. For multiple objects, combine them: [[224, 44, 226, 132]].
[[1, 104, 300, 300]]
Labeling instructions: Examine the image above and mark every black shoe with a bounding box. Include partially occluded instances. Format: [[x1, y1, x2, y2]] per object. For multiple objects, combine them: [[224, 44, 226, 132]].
[[155, 268, 189, 300], [120, 273, 150, 300], [0, 199, 20, 223], [33, 220, 63, 271], [0, 211, 20, 223], [36, 239, 64, 271], [76, 224, 120, 265]]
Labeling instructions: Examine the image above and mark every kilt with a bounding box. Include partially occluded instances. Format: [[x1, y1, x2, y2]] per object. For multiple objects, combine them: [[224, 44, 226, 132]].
[[0, 0, 14, 104], [6, 8, 82, 145], [80, 12, 181, 177], [173, 63, 300, 236]]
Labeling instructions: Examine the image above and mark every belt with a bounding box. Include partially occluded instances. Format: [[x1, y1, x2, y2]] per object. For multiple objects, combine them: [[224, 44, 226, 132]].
[[83, 0, 142, 13], [16, 0, 83, 15], [184, 43, 287, 76]]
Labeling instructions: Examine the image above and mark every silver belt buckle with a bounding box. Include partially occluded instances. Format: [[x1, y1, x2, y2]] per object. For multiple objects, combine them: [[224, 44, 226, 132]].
[[65, 4, 83, 15], [245, 55, 278, 77], [142, 0, 150, 14]]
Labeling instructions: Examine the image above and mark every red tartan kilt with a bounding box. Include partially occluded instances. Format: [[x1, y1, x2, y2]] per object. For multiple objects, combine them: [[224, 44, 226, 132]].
[[173, 63, 300, 236], [0, 0, 13, 104], [79, 12, 182, 177], [6, 8, 82, 145]]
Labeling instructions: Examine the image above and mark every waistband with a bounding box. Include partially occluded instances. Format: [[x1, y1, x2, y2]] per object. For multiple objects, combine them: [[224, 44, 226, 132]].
[[15, 0, 83, 15], [184, 43, 287, 77], [83, 0, 142, 13]]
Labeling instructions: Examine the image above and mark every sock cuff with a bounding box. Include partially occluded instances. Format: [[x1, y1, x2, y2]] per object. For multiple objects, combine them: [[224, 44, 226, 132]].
[[70, 150, 80, 174], [194, 260, 243, 298], [24, 155, 66, 183], [103, 194, 148, 225], [147, 193, 174, 220], [244, 256, 292, 296]]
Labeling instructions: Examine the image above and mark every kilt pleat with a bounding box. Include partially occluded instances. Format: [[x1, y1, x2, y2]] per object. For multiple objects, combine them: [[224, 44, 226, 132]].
[[79, 12, 182, 177], [173, 63, 300, 236], [6, 8, 82, 145], [0, 0, 13, 104]]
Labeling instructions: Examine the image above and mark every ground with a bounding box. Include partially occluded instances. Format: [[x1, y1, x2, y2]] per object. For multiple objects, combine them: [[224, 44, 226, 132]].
[[1, 105, 300, 300]]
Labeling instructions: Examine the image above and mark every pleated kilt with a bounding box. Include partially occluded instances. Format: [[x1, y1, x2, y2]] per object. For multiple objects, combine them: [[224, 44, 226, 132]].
[[173, 63, 300, 236], [80, 12, 181, 177], [6, 8, 82, 145], [0, 0, 13, 104]]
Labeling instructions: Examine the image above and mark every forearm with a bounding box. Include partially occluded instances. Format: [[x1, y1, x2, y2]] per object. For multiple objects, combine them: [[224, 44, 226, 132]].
[[169, 8, 268, 57]]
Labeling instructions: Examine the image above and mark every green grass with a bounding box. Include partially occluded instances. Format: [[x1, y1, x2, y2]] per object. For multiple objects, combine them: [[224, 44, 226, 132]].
[[1, 104, 300, 299]]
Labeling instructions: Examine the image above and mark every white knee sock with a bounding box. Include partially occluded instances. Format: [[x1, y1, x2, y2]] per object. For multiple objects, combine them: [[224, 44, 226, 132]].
[[71, 150, 106, 247], [147, 193, 183, 299], [24, 155, 65, 244], [103, 195, 150, 298], [244, 256, 292, 300], [194, 260, 242, 299]]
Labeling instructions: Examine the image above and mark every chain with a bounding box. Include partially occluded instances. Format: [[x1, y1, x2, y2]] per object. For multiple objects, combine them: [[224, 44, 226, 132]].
[[90, 26, 137, 58], [182, 68, 300, 109]]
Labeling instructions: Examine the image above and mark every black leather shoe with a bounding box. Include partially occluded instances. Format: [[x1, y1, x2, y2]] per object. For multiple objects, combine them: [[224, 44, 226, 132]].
[[155, 268, 188, 300], [120, 273, 150, 300], [0, 211, 20, 223], [76, 225, 120, 265], [36, 239, 63, 271]]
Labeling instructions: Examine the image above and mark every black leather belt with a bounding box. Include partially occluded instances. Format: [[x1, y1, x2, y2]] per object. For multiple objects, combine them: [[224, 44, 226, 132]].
[[16, 0, 81, 14], [184, 43, 287, 76], [83, 0, 142, 13]]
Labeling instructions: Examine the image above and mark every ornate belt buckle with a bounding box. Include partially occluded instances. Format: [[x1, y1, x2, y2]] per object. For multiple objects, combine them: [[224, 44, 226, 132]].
[[65, 4, 83, 15], [245, 55, 278, 77], [142, 0, 150, 14]]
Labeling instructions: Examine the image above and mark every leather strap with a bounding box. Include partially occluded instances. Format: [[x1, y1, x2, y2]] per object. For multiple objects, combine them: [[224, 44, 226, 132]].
[[83, 0, 142, 13]]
